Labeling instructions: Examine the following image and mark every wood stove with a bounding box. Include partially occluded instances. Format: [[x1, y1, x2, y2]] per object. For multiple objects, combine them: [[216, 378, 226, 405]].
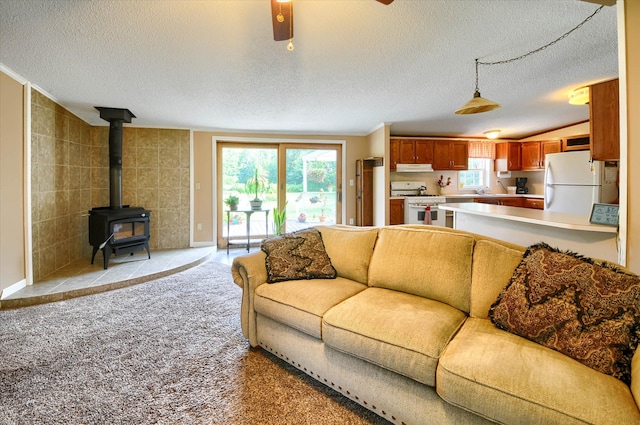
[[89, 107, 151, 269], [89, 206, 151, 269]]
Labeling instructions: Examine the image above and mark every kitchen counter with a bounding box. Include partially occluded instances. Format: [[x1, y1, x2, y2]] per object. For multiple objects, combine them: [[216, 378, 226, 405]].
[[442, 193, 544, 199], [440, 202, 619, 263]]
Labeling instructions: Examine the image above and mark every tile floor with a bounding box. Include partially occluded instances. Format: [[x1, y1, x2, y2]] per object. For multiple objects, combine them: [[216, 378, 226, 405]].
[[0, 246, 259, 309]]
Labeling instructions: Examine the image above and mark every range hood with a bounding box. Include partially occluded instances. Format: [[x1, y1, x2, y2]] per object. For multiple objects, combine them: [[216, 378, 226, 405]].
[[395, 163, 434, 173]]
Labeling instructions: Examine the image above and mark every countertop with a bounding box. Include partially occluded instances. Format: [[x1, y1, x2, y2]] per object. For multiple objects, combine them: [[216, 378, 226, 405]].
[[439, 202, 617, 234]]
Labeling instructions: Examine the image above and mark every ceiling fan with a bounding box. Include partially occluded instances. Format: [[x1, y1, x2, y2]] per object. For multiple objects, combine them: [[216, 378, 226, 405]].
[[270, 0, 394, 45]]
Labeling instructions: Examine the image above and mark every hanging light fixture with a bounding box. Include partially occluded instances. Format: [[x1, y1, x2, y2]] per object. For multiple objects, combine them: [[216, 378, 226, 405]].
[[455, 59, 501, 115], [568, 87, 589, 105], [455, 5, 604, 116], [484, 129, 501, 139]]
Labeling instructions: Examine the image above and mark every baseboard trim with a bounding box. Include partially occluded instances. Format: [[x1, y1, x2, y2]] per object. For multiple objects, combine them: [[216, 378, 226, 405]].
[[1, 279, 27, 300]]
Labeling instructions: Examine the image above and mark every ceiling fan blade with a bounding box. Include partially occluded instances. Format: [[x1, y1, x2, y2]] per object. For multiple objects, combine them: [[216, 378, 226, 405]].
[[376, 0, 394, 4], [270, 0, 293, 42]]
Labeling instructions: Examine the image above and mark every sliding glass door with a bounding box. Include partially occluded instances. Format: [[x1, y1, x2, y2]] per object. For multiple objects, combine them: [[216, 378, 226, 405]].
[[282, 146, 341, 232], [217, 142, 341, 248]]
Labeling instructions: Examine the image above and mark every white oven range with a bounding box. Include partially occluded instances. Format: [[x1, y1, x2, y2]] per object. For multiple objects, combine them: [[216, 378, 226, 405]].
[[404, 196, 447, 226]]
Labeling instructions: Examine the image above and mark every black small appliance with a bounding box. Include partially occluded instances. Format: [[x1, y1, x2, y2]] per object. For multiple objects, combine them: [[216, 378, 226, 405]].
[[515, 177, 529, 194]]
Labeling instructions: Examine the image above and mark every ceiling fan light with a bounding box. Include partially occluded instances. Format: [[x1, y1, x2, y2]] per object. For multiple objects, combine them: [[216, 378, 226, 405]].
[[455, 91, 501, 115], [484, 129, 501, 139], [568, 87, 589, 105]]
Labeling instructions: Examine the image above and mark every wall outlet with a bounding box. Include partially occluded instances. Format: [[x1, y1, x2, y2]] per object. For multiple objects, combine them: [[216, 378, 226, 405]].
[[349, 179, 354, 186], [195, 182, 201, 190], [197, 223, 202, 230], [349, 218, 354, 225]]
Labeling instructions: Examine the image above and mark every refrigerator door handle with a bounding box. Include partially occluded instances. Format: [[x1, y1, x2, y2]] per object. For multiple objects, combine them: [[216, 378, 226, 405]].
[[544, 164, 551, 209]]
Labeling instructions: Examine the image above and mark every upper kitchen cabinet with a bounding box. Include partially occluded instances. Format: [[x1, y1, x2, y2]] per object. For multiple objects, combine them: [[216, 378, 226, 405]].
[[495, 142, 522, 171], [521, 140, 561, 170], [390, 139, 400, 170], [590, 78, 619, 161], [391, 139, 434, 168], [433, 140, 468, 170]]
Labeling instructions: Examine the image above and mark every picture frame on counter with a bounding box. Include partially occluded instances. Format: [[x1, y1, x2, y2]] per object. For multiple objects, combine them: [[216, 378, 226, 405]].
[[589, 203, 619, 226]]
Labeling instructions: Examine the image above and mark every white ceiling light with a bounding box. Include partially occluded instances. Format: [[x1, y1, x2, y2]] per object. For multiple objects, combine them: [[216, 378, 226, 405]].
[[568, 87, 589, 105], [484, 130, 501, 139]]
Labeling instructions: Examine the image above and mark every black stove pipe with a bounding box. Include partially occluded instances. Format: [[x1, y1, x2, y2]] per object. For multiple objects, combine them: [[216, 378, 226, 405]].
[[95, 107, 136, 209]]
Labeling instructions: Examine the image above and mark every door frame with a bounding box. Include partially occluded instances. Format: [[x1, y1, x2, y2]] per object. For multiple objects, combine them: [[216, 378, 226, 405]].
[[213, 137, 346, 248]]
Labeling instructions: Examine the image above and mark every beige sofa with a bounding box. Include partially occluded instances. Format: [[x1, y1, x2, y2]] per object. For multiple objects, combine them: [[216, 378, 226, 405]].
[[231, 225, 640, 424]]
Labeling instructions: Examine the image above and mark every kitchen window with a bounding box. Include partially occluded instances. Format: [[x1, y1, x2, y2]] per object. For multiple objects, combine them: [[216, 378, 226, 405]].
[[458, 158, 491, 190]]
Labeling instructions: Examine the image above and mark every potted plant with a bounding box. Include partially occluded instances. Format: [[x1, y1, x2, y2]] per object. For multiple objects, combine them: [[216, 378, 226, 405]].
[[246, 168, 269, 210], [224, 195, 239, 211], [273, 202, 287, 236]]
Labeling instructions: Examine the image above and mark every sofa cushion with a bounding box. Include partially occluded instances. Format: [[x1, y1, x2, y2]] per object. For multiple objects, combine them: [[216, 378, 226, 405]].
[[368, 227, 475, 312], [437, 318, 640, 425], [489, 243, 640, 385], [261, 228, 337, 283], [317, 225, 379, 284], [470, 239, 524, 319], [254, 277, 367, 339], [322, 287, 467, 387]]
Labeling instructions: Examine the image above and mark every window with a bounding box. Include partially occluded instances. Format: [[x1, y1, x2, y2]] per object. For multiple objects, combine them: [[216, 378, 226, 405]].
[[458, 158, 491, 190]]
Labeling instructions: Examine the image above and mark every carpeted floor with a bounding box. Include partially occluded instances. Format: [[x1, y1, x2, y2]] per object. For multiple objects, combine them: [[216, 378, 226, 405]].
[[0, 260, 389, 424]]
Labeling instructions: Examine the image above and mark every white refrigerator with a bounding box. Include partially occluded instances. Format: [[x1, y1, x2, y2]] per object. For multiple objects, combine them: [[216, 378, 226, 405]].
[[544, 151, 618, 215]]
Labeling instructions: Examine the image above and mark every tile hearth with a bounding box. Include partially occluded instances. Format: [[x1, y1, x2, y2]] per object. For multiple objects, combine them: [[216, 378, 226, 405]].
[[1, 247, 218, 309]]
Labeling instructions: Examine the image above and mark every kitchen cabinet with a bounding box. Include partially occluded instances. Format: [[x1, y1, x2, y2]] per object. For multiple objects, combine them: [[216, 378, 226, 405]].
[[561, 134, 590, 152], [433, 140, 468, 170], [590, 78, 619, 161], [474, 197, 524, 207], [521, 140, 561, 170], [398, 139, 434, 164], [524, 198, 544, 210], [389, 139, 400, 170], [389, 198, 404, 225], [495, 142, 522, 171]]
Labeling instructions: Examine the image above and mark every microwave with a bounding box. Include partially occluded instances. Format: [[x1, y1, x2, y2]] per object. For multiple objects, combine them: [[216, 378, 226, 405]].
[[562, 134, 590, 151]]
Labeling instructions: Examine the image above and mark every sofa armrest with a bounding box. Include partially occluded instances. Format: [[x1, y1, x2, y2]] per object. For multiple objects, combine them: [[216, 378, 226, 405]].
[[231, 251, 267, 347]]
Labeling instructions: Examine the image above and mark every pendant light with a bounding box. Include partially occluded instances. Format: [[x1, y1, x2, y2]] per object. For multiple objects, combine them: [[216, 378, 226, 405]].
[[455, 5, 604, 116], [455, 59, 501, 115]]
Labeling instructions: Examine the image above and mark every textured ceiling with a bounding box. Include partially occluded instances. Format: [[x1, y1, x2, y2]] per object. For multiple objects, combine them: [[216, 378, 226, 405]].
[[0, 0, 618, 139]]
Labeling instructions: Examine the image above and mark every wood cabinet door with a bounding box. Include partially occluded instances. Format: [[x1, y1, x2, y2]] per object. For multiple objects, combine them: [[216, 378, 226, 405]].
[[389, 139, 399, 170], [590, 79, 620, 161], [495, 143, 508, 172], [521, 142, 542, 170], [415, 140, 434, 164], [508, 142, 522, 170], [524, 198, 544, 210], [499, 197, 524, 207], [541, 140, 562, 168], [450, 141, 468, 170], [399, 139, 416, 163], [433, 141, 451, 169], [389, 199, 404, 225]]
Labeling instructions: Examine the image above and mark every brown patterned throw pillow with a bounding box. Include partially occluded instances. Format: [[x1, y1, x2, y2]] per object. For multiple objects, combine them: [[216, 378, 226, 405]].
[[261, 228, 337, 283], [489, 243, 640, 385]]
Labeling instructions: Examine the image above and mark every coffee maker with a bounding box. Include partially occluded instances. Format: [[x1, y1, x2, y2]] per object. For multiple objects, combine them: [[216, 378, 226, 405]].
[[515, 177, 529, 194]]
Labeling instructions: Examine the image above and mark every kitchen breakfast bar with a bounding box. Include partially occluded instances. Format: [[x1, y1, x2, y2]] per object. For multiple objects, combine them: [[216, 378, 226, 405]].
[[439, 202, 619, 263]]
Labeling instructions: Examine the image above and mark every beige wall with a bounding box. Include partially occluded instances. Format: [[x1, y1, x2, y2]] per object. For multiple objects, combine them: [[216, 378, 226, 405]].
[[622, 0, 639, 272], [30, 89, 190, 281], [192, 131, 370, 244], [0, 71, 26, 294]]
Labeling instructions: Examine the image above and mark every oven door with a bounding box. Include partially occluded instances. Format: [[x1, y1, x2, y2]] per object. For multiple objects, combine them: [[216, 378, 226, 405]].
[[405, 202, 446, 226]]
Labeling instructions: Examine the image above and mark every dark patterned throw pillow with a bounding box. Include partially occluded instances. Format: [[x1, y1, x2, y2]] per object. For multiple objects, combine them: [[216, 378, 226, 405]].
[[261, 228, 337, 283], [489, 242, 640, 385]]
